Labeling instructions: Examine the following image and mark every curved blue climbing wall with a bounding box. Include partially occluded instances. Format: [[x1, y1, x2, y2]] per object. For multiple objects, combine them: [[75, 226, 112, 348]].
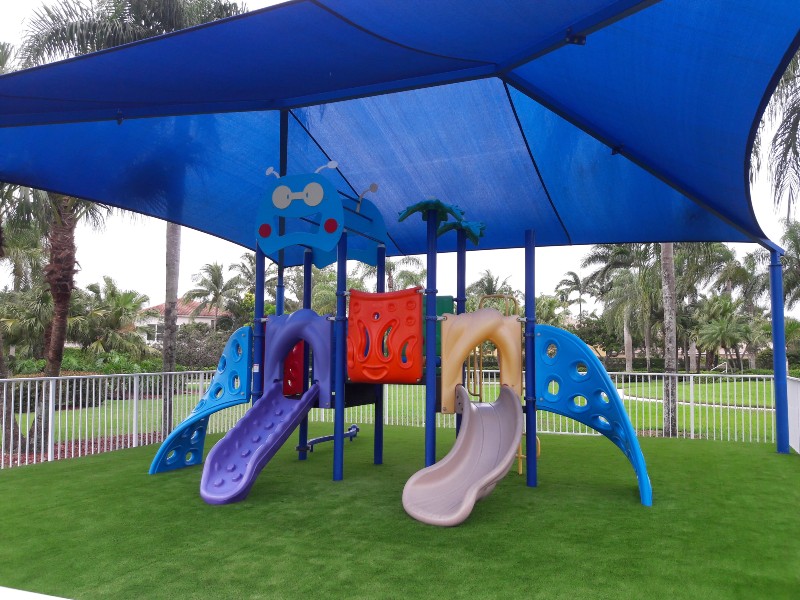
[[534, 325, 652, 506], [149, 326, 253, 474]]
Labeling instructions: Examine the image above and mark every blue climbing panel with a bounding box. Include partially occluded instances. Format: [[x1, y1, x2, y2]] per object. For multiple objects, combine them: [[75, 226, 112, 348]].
[[149, 326, 252, 474], [534, 325, 652, 506]]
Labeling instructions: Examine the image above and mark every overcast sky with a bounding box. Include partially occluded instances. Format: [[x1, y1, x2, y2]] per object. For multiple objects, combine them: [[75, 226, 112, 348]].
[[0, 0, 787, 314]]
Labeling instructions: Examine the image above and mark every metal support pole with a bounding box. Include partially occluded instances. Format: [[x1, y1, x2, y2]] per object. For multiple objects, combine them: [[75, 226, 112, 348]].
[[455, 228, 467, 436], [252, 247, 266, 403], [374, 244, 386, 465], [132, 374, 140, 447], [47, 379, 55, 462], [770, 249, 790, 454], [298, 249, 313, 461], [276, 261, 285, 315], [524, 230, 538, 486], [276, 108, 288, 317], [333, 233, 348, 480], [425, 210, 438, 467]]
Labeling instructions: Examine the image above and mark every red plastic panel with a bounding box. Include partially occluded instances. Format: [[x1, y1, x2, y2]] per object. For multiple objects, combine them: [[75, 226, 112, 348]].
[[347, 287, 423, 384], [283, 341, 305, 396]]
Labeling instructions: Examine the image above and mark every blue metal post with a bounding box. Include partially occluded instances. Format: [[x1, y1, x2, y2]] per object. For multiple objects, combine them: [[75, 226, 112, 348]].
[[276, 108, 288, 317], [374, 244, 386, 465], [524, 230, 538, 486], [252, 247, 266, 403], [298, 249, 313, 461], [455, 228, 467, 436], [333, 233, 348, 480], [276, 262, 285, 315], [770, 249, 790, 454], [425, 210, 438, 467]]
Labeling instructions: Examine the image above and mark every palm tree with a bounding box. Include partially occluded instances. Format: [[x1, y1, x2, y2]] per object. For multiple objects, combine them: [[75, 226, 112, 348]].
[[660, 242, 678, 436], [464, 269, 518, 312], [555, 271, 590, 325], [20, 0, 246, 437], [78, 276, 153, 359], [710, 248, 769, 368], [531, 294, 567, 327], [755, 51, 799, 217], [1, 285, 54, 360], [229, 251, 279, 298], [304, 265, 366, 315], [355, 256, 425, 293], [183, 262, 240, 330], [696, 295, 750, 371], [0, 41, 17, 386], [597, 269, 639, 372], [583, 243, 660, 370], [41, 194, 111, 377], [780, 219, 800, 308]]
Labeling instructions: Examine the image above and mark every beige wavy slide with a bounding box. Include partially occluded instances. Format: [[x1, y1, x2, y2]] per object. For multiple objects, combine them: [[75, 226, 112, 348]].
[[402, 384, 523, 526]]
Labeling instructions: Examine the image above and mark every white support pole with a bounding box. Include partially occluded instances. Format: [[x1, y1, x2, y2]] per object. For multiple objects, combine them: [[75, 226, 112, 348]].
[[689, 375, 695, 440], [47, 379, 56, 462], [132, 374, 140, 448]]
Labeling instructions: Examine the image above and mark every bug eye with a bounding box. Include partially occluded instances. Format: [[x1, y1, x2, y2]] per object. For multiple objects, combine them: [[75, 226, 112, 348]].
[[303, 182, 324, 206], [272, 185, 292, 209]]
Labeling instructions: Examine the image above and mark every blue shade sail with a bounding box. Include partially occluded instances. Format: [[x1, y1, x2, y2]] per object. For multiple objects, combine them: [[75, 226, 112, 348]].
[[0, 0, 798, 262]]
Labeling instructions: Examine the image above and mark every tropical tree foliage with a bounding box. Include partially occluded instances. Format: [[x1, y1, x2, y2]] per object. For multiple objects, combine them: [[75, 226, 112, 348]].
[[530, 294, 567, 327], [355, 256, 426, 293], [583, 243, 660, 370], [183, 262, 240, 330], [465, 269, 519, 312], [18, 0, 246, 438], [755, 50, 800, 217], [696, 295, 751, 371], [76, 276, 153, 359], [555, 271, 591, 325]]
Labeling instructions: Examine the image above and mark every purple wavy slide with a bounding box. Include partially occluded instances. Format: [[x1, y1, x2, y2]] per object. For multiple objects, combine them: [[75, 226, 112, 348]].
[[200, 381, 319, 504]]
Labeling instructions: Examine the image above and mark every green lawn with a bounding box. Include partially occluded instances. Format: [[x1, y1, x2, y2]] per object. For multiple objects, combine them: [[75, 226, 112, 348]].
[[11, 394, 248, 445], [617, 377, 774, 408], [1, 425, 798, 599], [7, 381, 776, 457]]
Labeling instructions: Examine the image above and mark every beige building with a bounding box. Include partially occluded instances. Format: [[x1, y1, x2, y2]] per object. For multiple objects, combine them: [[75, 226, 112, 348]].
[[141, 300, 228, 343]]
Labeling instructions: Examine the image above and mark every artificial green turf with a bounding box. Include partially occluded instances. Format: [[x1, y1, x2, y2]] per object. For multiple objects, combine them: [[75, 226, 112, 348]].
[[1, 426, 798, 599]]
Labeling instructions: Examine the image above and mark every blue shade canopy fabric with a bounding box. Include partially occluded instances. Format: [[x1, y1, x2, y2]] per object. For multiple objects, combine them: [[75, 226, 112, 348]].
[[0, 0, 798, 264]]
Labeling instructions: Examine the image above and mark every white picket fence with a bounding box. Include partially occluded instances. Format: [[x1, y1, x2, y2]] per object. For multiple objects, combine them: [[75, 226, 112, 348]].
[[0, 370, 781, 470]]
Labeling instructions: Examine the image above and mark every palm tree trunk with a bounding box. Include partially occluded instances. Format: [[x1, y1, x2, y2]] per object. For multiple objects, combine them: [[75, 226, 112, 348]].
[[661, 242, 678, 437], [689, 338, 698, 373], [0, 324, 23, 451], [623, 309, 633, 372], [643, 318, 652, 371], [0, 219, 16, 446], [32, 195, 77, 447], [387, 264, 395, 293], [161, 222, 181, 437]]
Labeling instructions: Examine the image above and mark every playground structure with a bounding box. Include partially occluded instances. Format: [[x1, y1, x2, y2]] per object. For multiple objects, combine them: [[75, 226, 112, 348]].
[[150, 163, 652, 524], [1, 5, 796, 519]]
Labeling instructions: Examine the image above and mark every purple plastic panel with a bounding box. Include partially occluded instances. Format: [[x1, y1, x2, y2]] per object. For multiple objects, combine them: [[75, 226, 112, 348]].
[[262, 309, 333, 407], [200, 382, 320, 504]]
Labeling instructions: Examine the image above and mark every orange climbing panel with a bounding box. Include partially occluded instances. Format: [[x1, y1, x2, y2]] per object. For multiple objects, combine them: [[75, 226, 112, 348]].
[[347, 287, 423, 384], [283, 341, 305, 396]]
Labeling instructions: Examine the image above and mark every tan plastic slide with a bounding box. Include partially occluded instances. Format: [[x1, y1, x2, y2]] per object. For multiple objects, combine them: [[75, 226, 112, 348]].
[[402, 384, 523, 526]]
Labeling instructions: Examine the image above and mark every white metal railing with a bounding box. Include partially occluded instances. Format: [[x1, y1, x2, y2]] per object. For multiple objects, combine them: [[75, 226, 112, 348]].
[[788, 377, 800, 453], [0, 371, 228, 469], [0, 369, 779, 469]]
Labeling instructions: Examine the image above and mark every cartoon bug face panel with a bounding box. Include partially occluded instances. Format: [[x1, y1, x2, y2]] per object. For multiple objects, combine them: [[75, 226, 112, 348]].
[[256, 173, 344, 256]]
